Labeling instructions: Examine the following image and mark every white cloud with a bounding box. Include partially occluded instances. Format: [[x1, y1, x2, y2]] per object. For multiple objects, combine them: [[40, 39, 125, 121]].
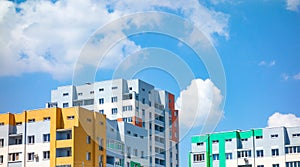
[[258, 60, 275, 67], [176, 79, 224, 136], [268, 112, 300, 127], [0, 0, 229, 80], [293, 73, 300, 80], [281, 73, 290, 81], [286, 0, 300, 12]]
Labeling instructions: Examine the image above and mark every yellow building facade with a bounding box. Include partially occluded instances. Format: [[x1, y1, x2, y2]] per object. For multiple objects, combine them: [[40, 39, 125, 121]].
[[0, 107, 107, 167]]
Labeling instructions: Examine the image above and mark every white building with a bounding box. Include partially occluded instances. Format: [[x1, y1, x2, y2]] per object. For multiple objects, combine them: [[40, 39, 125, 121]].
[[47, 79, 180, 167]]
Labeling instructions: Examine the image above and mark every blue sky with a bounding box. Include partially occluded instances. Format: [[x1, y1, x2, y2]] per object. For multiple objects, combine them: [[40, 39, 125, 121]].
[[1, 0, 300, 166]]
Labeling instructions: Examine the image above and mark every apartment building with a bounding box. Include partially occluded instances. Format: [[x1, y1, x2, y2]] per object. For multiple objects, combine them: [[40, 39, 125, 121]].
[[47, 79, 179, 167], [0, 107, 107, 167], [189, 126, 300, 167]]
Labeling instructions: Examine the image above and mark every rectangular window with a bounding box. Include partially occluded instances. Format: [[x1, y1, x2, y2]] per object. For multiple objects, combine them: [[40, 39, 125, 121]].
[[99, 98, 104, 104], [28, 119, 35, 123], [271, 134, 279, 138], [43, 117, 50, 121], [226, 153, 232, 160], [63, 93, 69, 96], [193, 154, 205, 162], [285, 146, 300, 154], [256, 136, 263, 139], [67, 115, 75, 120], [0, 155, 3, 164], [134, 149, 138, 156], [271, 148, 279, 156], [141, 151, 144, 158], [16, 122, 22, 126], [272, 164, 279, 167], [0, 122, 4, 126], [99, 109, 104, 114], [142, 98, 145, 104], [9, 153, 20, 162], [197, 142, 204, 146], [87, 136, 91, 144], [63, 103, 69, 108], [28, 136, 35, 144], [112, 86, 118, 90], [43, 134, 50, 142], [90, 91, 94, 94], [0, 139, 4, 147], [112, 108, 118, 115], [99, 88, 104, 92], [241, 138, 248, 141], [286, 161, 300, 167], [292, 133, 300, 137], [212, 140, 219, 144], [28, 152, 34, 161], [86, 152, 91, 160], [212, 154, 219, 160], [257, 165, 264, 167], [225, 139, 232, 142], [111, 96, 118, 103], [43, 151, 50, 160], [238, 150, 252, 158], [257, 150, 264, 157], [78, 92, 83, 96]]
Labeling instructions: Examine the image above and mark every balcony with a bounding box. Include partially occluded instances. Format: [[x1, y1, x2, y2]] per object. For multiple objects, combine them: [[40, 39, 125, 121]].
[[8, 134, 22, 145], [56, 129, 72, 140], [56, 147, 72, 158]]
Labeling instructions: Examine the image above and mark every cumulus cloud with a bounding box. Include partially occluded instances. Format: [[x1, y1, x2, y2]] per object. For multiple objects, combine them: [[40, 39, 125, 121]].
[[176, 79, 224, 136], [286, 0, 300, 12], [258, 60, 276, 67], [0, 0, 229, 80], [268, 112, 300, 127]]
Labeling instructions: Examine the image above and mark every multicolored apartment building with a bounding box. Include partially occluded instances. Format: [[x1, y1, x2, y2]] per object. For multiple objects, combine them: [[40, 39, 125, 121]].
[[189, 126, 300, 167]]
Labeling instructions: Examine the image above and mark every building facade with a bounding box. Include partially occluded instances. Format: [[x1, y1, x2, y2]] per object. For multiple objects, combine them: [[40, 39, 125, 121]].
[[0, 107, 107, 167], [189, 126, 300, 167], [47, 79, 179, 167]]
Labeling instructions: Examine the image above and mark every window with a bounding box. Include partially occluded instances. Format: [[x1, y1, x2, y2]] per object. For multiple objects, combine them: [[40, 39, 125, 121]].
[[16, 122, 22, 126], [272, 164, 279, 167], [0, 139, 3, 147], [141, 151, 144, 158], [67, 115, 75, 120], [43, 134, 50, 142], [134, 149, 138, 156], [238, 150, 251, 158], [63, 103, 69, 108], [112, 86, 118, 90], [43, 151, 50, 160], [28, 119, 35, 123], [28, 152, 34, 161], [111, 96, 118, 103], [127, 130, 131, 134], [133, 133, 138, 137], [99, 98, 104, 104], [285, 146, 300, 154], [256, 136, 263, 139], [90, 91, 94, 94], [271, 134, 279, 138], [241, 138, 248, 141], [271, 148, 279, 156], [43, 117, 50, 121], [123, 105, 133, 112], [292, 133, 300, 137], [63, 93, 69, 96], [112, 108, 118, 115], [129, 87, 132, 90], [197, 142, 204, 146], [78, 92, 83, 96], [142, 88, 145, 91], [142, 98, 145, 104], [193, 154, 205, 162], [225, 139, 232, 142], [257, 165, 264, 167], [87, 136, 91, 144], [226, 153, 232, 160], [28, 136, 35, 144], [99, 109, 104, 114], [212, 140, 219, 144], [99, 88, 104, 92], [212, 154, 219, 160], [0, 122, 4, 126], [257, 150, 264, 157], [0, 155, 3, 164], [9, 153, 20, 162], [286, 161, 300, 167], [86, 152, 91, 160]]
